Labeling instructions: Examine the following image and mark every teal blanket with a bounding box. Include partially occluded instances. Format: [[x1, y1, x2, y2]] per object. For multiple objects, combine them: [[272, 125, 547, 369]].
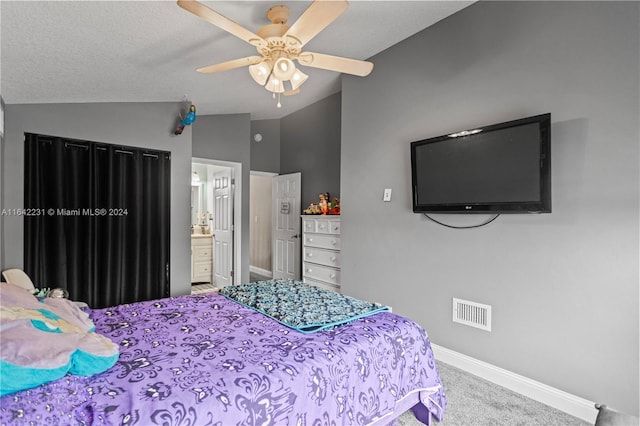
[[220, 280, 389, 333]]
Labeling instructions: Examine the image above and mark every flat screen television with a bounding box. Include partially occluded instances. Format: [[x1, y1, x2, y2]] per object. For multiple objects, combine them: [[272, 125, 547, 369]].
[[411, 113, 551, 214]]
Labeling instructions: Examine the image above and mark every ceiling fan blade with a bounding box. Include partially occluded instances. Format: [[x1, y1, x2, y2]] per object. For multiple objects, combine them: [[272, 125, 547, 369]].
[[297, 52, 373, 77], [284, 88, 301, 96], [284, 0, 348, 48], [177, 0, 266, 47], [197, 56, 264, 74]]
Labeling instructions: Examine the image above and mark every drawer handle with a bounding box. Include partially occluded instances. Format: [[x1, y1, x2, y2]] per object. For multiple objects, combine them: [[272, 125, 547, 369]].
[[306, 268, 312, 273], [329, 256, 336, 262], [331, 240, 337, 245], [329, 274, 336, 279], [306, 253, 313, 257], [307, 238, 313, 242]]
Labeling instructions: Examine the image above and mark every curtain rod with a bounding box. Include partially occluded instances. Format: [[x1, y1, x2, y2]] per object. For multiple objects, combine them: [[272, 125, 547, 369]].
[[65, 142, 88, 150]]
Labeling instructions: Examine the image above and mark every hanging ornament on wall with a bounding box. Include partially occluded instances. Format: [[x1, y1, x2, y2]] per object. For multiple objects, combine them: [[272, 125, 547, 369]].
[[173, 95, 196, 135], [174, 103, 197, 136]]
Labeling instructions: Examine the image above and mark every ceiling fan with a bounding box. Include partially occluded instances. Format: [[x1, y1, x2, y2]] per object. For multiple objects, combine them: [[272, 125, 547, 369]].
[[177, 0, 374, 107]]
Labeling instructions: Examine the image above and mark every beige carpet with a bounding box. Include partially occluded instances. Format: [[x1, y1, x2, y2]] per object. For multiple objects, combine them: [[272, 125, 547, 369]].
[[398, 361, 590, 426]]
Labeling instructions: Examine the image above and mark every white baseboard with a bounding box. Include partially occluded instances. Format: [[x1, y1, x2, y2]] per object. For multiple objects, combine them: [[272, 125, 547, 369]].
[[249, 266, 272, 278], [431, 343, 598, 424]]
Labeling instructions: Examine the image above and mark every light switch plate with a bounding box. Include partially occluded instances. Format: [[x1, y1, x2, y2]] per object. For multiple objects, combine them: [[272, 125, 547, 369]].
[[383, 188, 392, 202]]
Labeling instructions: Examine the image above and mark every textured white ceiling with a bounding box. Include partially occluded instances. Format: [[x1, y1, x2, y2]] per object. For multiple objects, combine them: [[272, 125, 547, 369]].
[[1, 1, 472, 120]]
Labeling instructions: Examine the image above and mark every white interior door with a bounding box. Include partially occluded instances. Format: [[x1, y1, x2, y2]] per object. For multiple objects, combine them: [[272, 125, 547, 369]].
[[272, 172, 301, 280], [213, 168, 234, 288]]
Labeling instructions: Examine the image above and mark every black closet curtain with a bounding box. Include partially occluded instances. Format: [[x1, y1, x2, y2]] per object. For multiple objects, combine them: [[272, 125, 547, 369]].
[[24, 133, 170, 308]]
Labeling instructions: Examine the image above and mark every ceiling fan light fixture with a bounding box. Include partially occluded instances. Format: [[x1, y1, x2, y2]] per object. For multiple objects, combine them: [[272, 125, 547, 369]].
[[290, 69, 309, 90], [272, 57, 296, 81], [179, 0, 375, 110], [249, 61, 273, 86], [265, 75, 285, 94]]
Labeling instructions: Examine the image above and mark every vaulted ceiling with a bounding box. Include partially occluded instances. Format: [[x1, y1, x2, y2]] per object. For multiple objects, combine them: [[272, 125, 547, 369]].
[[1, 1, 472, 120]]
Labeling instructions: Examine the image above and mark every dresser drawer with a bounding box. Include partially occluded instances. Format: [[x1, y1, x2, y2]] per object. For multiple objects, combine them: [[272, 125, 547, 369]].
[[192, 236, 212, 247], [303, 263, 340, 285], [313, 218, 341, 234], [193, 262, 212, 281], [304, 277, 340, 293], [303, 246, 340, 268], [303, 234, 340, 250], [303, 219, 316, 233], [193, 245, 212, 260], [304, 218, 341, 234]]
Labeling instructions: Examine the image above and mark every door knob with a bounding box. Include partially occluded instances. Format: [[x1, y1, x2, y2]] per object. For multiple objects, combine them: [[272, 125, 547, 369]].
[[291, 234, 299, 239]]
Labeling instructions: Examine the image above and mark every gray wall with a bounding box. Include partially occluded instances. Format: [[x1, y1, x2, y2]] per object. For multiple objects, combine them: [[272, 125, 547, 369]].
[[0, 97, 4, 269], [1, 102, 192, 298], [250, 119, 280, 173], [341, 1, 639, 416], [192, 113, 251, 283], [281, 92, 341, 209]]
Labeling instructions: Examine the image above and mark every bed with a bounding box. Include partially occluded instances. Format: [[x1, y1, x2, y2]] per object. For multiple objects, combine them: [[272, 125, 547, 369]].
[[0, 280, 446, 425]]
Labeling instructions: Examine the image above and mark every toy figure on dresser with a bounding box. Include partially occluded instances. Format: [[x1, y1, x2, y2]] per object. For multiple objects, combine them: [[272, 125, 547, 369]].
[[329, 197, 340, 215], [303, 194, 340, 215], [319, 193, 328, 214], [303, 202, 322, 215]]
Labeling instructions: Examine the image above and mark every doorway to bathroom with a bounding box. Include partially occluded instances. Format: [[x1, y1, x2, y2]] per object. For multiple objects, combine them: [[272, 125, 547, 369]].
[[191, 158, 242, 290]]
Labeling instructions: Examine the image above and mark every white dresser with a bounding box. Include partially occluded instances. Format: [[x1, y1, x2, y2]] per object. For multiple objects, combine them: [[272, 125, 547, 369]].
[[302, 216, 341, 292], [191, 235, 213, 283]]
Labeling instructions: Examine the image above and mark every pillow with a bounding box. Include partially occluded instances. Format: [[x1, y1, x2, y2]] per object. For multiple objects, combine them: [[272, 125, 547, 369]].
[[0, 282, 95, 331], [0, 283, 119, 396]]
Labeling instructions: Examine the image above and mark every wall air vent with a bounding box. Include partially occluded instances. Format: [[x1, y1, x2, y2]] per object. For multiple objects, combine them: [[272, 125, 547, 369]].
[[452, 298, 492, 332]]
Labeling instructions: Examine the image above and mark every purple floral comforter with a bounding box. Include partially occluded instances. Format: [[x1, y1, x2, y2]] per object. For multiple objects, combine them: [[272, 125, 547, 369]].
[[0, 292, 446, 425]]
